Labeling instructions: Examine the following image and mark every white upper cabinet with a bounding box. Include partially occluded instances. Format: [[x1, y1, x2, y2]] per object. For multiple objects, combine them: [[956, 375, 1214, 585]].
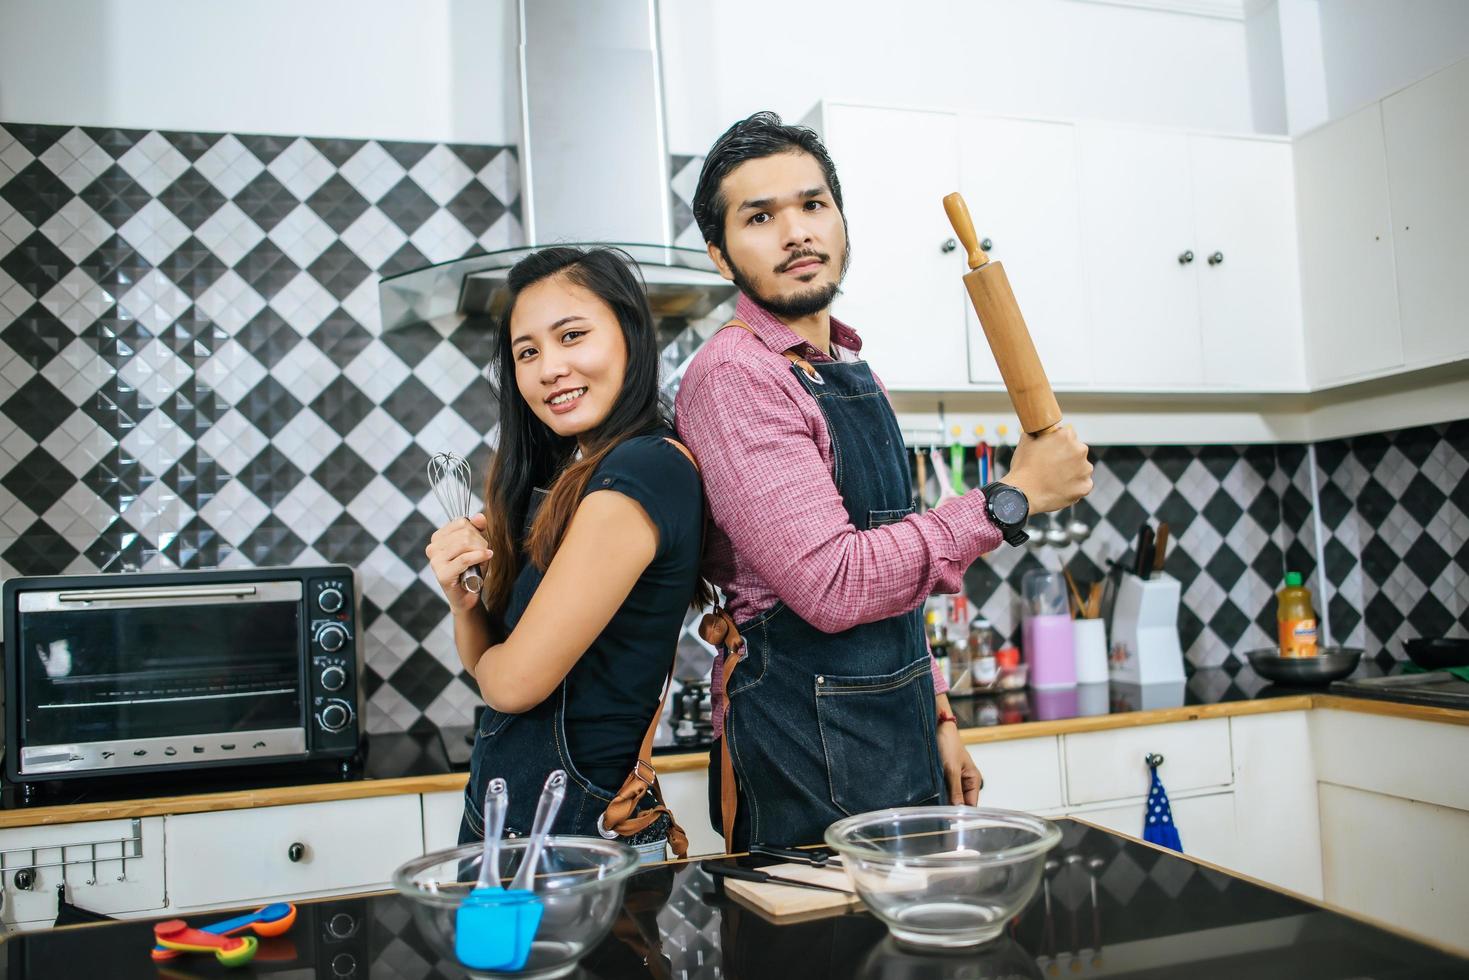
[[816, 103, 970, 389], [1190, 135, 1306, 391], [959, 117, 1090, 388], [1076, 125, 1205, 389], [1381, 56, 1469, 370], [1294, 104, 1403, 387]]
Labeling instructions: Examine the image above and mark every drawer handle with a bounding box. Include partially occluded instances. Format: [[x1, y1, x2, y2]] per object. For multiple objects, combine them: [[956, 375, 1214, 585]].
[[1145, 753, 1165, 768], [288, 842, 307, 863]]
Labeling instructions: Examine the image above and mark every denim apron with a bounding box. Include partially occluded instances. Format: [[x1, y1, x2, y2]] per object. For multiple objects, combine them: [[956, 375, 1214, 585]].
[[719, 355, 944, 849], [458, 491, 665, 845]]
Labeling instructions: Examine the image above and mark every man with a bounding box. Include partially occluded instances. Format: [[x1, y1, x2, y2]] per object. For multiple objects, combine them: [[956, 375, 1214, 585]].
[[674, 112, 1094, 850]]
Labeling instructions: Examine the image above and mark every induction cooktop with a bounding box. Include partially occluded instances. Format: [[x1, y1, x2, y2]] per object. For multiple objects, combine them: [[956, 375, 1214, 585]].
[[1330, 671, 1469, 709]]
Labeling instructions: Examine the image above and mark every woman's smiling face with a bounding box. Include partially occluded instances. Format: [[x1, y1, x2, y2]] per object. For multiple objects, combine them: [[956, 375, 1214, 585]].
[[509, 272, 629, 440]]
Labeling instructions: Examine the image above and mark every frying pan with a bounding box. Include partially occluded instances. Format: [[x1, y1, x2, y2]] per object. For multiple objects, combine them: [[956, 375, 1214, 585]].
[[1403, 637, 1469, 670]]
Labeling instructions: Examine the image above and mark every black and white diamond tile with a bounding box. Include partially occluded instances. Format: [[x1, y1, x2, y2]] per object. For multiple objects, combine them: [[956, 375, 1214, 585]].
[[0, 121, 522, 734], [1312, 421, 1469, 667]]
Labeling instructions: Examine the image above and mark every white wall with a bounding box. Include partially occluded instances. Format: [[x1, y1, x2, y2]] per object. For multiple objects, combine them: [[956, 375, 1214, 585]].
[[1266, 0, 1469, 136], [1244, 0, 1288, 134], [0, 0, 519, 144], [1317, 0, 1469, 123], [661, 0, 1261, 155]]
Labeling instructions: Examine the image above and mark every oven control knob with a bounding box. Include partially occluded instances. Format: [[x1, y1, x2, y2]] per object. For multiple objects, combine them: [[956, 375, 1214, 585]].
[[320, 700, 353, 733], [318, 623, 348, 652], [320, 665, 348, 692], [318, 586, 345, 614], [327, 911, 358, 939]]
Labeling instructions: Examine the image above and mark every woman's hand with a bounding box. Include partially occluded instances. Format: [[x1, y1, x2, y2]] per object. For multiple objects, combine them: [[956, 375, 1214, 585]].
[[1005, 424, 1093, 514], [426, 512, 493, 616]]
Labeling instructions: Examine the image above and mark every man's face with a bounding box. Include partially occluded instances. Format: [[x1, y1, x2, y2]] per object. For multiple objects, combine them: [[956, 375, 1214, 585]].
[[708, 150, 848, 320]]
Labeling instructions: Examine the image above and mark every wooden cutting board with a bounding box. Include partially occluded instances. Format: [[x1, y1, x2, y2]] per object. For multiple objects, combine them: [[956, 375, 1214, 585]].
[[721, 862, 863, 923]]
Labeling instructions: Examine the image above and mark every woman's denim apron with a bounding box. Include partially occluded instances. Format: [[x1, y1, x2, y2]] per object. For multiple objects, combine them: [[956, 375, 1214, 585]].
[[458, 491, 667, 847], [719, 355, 944, 849]]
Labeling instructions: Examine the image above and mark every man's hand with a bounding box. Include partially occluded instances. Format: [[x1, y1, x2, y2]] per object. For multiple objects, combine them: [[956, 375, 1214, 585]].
[[1005, 424, 1093, 514], [936, 705, 982, 805]]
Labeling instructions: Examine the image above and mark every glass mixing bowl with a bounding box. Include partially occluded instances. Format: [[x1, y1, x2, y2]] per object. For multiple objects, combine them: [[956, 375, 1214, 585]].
[[825, 806, 1061, 949], [392, 836, 638, 979]]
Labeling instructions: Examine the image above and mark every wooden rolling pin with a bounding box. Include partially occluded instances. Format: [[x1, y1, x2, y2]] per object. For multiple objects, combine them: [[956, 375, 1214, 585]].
[[943, 192, 1063, 435]]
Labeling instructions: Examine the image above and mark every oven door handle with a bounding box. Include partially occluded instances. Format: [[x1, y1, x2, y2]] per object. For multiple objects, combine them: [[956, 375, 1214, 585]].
[[57, 585, 260, 603]]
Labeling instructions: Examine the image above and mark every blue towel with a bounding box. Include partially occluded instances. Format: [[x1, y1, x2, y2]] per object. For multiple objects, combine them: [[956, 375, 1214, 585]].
[[1143, 760, 1183, 852]]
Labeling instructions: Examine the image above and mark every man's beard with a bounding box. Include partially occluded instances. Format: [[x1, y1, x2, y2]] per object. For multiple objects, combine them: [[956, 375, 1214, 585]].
[[727, 244, 849, 321]]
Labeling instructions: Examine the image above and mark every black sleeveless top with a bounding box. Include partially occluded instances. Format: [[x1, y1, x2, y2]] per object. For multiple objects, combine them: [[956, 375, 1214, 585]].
[[501, 427, 703, 790]]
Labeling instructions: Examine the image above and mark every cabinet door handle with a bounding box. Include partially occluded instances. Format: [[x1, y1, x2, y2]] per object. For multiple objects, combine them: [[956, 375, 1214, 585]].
[[287, 842, 306, 863], [1177, 250, 1194, 265], [980, 237, 993, 252], [941, 238, 957, 253], [1208, 251, 1224, 266]]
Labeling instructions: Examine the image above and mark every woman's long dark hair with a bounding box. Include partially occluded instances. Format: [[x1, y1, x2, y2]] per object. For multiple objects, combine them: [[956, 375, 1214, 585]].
[[480, 246, 705, 624]]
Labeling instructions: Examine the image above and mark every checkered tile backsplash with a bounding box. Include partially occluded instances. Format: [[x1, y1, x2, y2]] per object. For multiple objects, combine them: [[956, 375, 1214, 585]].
[[0, 122, 522, 734], [953, 430, 1466, 675], [2, 128, 1466, 737]]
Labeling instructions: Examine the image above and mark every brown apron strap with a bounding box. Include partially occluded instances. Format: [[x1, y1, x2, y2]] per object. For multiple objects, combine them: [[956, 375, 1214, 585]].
[[721, 318, 823, 383], [597, 436, 702, 859], [699, 608, 746, 850]]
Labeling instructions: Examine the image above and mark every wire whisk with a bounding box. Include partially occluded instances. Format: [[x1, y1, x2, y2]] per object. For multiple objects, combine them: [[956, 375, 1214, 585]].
[[426, 451, 484, 594]]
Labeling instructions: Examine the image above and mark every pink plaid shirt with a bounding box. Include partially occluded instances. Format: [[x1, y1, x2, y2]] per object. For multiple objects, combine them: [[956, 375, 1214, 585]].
[[674, 294, 1004, 736]]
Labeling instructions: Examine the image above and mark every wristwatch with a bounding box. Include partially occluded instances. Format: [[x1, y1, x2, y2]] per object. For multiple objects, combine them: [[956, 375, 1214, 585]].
[[981, 481, 1030, 547]]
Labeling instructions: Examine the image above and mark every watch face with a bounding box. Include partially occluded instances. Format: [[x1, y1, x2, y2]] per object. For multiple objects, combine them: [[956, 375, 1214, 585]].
[[991, 487, 1028, 524]]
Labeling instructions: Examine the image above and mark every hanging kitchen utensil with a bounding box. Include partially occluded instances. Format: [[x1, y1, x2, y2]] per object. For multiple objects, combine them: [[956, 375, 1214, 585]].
[[944, 193, 1062, 435], [914, 447, 929, 513], [427, 451, 484, 594], [949, 431, 967, 495], [456, 778, 514, 970], [929, 448, 961, 504], [1066, 504, 1092, 543], [1142, 755, 1182, 852], [1045, 512, 1071, 547]]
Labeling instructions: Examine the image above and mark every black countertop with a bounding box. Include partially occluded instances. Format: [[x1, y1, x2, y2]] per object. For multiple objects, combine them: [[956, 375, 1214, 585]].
[[4, 819, 1463, 978]]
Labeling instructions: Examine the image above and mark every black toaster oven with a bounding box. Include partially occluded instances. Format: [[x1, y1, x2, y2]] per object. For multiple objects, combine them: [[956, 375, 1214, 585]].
[[2, 565, 361, 784]]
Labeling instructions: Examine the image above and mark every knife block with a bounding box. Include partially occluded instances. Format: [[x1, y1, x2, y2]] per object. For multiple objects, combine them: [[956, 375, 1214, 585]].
[[1108, 573, 1185, 685]]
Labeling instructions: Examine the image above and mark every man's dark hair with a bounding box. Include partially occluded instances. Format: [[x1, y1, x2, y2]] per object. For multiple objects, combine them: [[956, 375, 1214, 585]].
[[692, 111, 845, 256]]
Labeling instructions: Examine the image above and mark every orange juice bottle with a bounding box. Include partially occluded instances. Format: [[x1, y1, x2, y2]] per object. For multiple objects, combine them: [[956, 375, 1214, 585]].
[[1277, 572, 1319, 658]]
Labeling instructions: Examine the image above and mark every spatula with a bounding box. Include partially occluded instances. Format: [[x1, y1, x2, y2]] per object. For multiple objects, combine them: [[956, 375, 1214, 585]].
[[455, 777, 513, 969], [503, 769, 568, 971]]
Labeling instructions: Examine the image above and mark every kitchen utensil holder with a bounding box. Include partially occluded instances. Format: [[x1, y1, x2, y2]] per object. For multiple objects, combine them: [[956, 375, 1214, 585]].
[[0, 819, 144, 885], [1108, 573, 1185, 685]]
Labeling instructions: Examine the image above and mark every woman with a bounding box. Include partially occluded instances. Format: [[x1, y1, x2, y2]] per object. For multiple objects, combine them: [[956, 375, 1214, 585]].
[[426, 246, 705, 854]]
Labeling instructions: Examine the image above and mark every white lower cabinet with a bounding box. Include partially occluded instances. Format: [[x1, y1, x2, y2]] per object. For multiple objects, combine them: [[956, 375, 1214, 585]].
[[0, 817, 165, 930], [1072, 791, 1238, 871], [658, 767, 723, 858], [1227, 711, 1322, 899], [422, 789, 467, 854], [1310, 707, 1469, 954], [969, 736, 1064, 812], [165, 795, 423, 911], [1061, 718, 1233, 806], [1318, 783, 1469, 955]]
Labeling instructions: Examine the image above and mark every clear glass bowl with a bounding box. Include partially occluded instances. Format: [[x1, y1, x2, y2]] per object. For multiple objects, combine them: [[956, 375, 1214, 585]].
[[392, 836, 639, 979], [825, 806, 1061, 949]]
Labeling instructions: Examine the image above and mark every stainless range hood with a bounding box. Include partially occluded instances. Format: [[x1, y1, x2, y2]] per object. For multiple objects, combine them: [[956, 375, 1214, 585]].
[[378, 0, 735, 358]]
